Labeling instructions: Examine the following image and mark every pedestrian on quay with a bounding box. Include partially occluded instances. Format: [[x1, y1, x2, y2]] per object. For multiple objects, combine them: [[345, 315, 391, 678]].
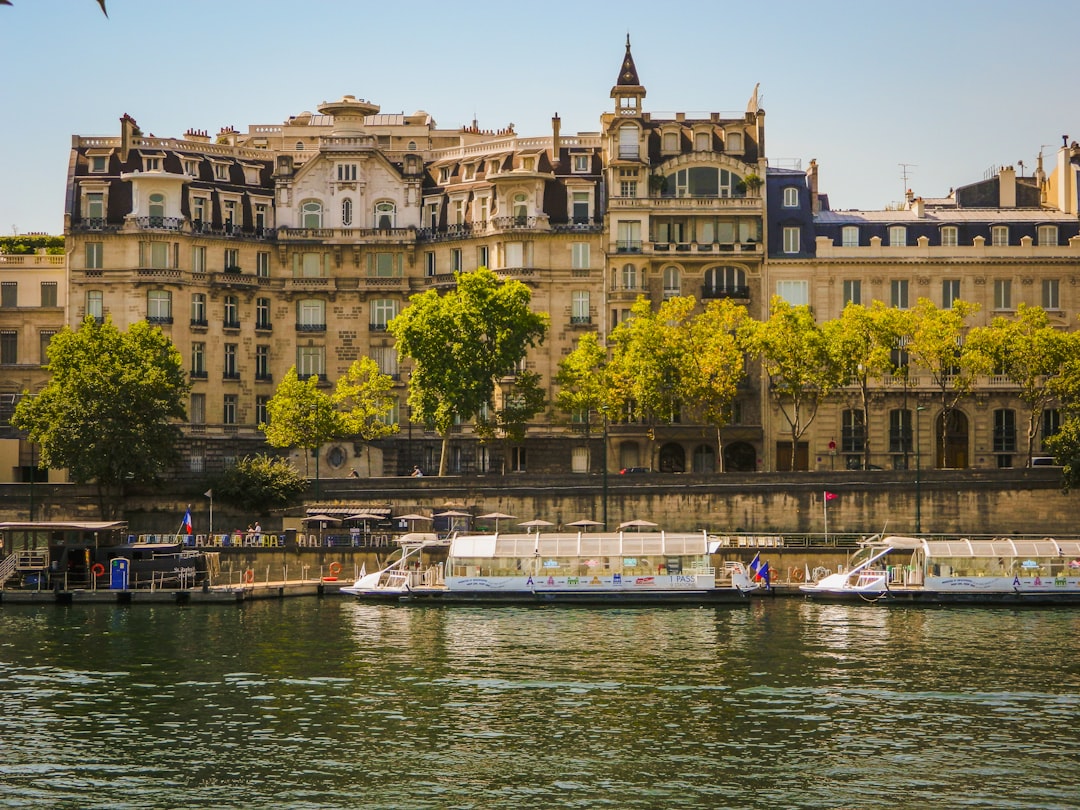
[[411, 465, 423, 477], [254, 522, 262, 544]]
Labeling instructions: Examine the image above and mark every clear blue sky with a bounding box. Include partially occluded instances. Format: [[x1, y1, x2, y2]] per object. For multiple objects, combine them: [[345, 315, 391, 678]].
[[2, 0, 1077, 235]]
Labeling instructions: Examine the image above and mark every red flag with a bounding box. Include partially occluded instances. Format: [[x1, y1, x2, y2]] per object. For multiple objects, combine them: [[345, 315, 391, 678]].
[[824, 491, 838, 501]]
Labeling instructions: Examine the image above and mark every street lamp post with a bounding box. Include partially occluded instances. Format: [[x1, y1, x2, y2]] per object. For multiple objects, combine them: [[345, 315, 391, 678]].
[[915, 405, 926, 534]]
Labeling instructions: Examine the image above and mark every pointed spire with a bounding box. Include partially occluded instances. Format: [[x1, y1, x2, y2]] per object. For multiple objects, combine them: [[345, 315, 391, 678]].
[[615, 33, 641, 88]]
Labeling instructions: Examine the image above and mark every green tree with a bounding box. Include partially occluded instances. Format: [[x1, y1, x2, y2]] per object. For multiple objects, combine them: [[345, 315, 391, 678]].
[[554, 331, 610, 436], [904, 298, 980, 467], [823, 301, 909, 470], [261, 367, 340, 479], [966, 304, 1072, 465], [389, 267, 548, 475], [12, 316, 188, 517], [213, 454, 308, 514], [741, 296, 841, 471], [332, 356, 400, 443]]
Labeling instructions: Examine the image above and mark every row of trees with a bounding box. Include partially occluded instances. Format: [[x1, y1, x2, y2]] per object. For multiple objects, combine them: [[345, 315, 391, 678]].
[[13, 270, 1080, 519], [557, 295, 1080, 478]]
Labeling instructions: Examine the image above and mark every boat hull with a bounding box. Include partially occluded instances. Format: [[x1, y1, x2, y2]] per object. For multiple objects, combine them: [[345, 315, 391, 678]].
[[801, 585, 1080, 605], [389, 586, 752, 605]]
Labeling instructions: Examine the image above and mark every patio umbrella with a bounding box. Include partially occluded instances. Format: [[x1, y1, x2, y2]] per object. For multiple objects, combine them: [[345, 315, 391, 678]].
[[567, 518, 604, 532], [345, 512, 383, 537], [302, 514, 341, 545], [618, 519, 658, 531], [478, 511, 516, 531], [518, 519, 554, 533], [434, 510, 472, 532], [395, 513, 433, 532]]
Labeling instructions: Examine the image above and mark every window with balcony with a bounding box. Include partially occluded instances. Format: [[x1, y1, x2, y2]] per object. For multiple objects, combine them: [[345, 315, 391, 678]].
[[223, 295, 240, 329], [994, 279, 1012, 310], [776, 280, 809, 306], [891, 279, 909, 309], [571, 291, 590, 324], [843, 279, 861, 305], [616, 221, 641, 252], [571, 191, 590, 224], [991, 225, 1009, 246], [662, 266, 680, 298], [85, 242, 103, 270], [190, 342, 206, 378], [782, 227, 800, 254], [85, 192, 105, 227], [704, 266, 746, 298], [222, 200, 238, 234], [224, 248, 240, 272], [297, 299, 325, 331], [148, 193, 166, 228], [256, 297, 271, 330], [1038, 225, 1058, 246], [370, 299, 399, 331], [941, 226, 958, 247], [191, 196, 208, 229], [301, 200, 323, 229], [620, 263, 638, 291], [889, 226, 907, 246], [375, 201, 396, 229], [190, 293, 206, 326], [661, 167, 743, 198], [0, 282, 16, 308], [618, 125, 638, 159], [783, 187, 799, 207], [254, 203, 268, 234], [147, 290, 172, 323], [512, 194, 528, 224], [942, 279, 960, 308], [1042, 279, 1060, 309], [255, 345, 271, 380], [619, 179, 637, 197], [86, 290, 103, 321], [223, 344, 238, 379], [841, 226, 859, 247], [0, 330, 17, 365], [297, 345, 325, 379]]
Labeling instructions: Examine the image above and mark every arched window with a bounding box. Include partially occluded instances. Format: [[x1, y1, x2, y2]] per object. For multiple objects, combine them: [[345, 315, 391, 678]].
[[663, 131, 678, 151], [374, 201, 396, 229], [512, 194, 528, 224], [662, 266, 680, 298], [407, 140, 417, 151], [621, 263, 637, 291], [301, 200, 322, 228], [694, 131, 710, 151], [618, 125, 638, 159], [294, 141, 304, 151], [726, 132, 743, 152], [148, 193, 165, 227], [341, 198, 353, 227]]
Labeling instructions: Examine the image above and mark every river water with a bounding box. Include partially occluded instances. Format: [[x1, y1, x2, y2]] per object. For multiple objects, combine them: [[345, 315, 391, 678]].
[[0, 597, 1077, 810]]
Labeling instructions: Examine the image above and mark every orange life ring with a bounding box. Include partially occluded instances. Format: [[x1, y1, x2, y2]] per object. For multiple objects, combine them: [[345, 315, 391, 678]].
[[91, 562, 106, 577], [329, 562, 342, 576], [243, 569, 255, 584]]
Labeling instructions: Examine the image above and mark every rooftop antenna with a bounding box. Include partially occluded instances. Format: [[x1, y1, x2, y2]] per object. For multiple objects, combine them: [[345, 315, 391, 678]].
[[899, 163, 916, 202]]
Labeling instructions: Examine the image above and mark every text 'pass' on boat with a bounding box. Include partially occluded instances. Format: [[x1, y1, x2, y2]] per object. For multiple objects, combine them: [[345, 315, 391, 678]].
[[341, 529, 757, 604], [800, 535, 1080, 604]]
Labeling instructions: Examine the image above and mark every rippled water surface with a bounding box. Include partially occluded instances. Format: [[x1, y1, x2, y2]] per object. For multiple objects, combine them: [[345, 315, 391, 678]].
[[0, 598, 1078, 809]]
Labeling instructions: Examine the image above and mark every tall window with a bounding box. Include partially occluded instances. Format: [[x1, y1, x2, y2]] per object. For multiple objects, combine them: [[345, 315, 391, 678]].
[[783, 187, 799, 207], [890, 279, 909, 309], [341, 198, 353, 226], [1042, 409, 1061, 450], [223, 394, 237, 425], [1042, 279, 1060, 309], [374, 201, 396, 229], [993, 409, 1016, 453], [297, 299, 325, 330], [190, 393, 205, 425], [705, 266, 745, 295], [191, 293, 206, 325], [371, 345, 398, 379], [222, 200, 237, 233], [572, 191, 590, 223], [662, 266, 680, 298], [191, 196, 207, 226], [782, 227, 800, 254], [256, 251, 270, 278], [301, 201, 323, 228], [223, 295, 240, 328], [147, 290, 172, 323], [843, 280, 862, 306], [255, 345, 270, 380], [776, 280, 809, 306], [224, 248, 240, 271], [841, 226, 859, 247], [841, 409, 865, 454], [889, 226, 907, 246], [511, 446, 527, 473], [571, 291, 590, 324], [889, 409, 912, 453], [191, 245, 206, 273], [370, 299, 399, 330], [620, 263, 637, 290], [571, 243, 590, 269], [85, 242, 103, 269], [512, 194, 528, 223], [223, 344, 238, 378], [1037, 225, 1058, 246], [39, 330, 55, 364], [190, 342, 205, 376], [616, 221, 641, 251], [450, 249, 463, 272], [0, 282, 16, 308], [994, 279, 1012, 310], [478, 245, 489, 268], [940, 226, 958, 247], [255, 395, 269, 427], [991, 225, 1009, 246], [86, 290, 103, 321], [942, 279, 960, 308], [369, 252, 399, 277], [297, 345, 325, 378], [85, 192, 104, 226], [140, 241, 174, 269], [0, 330, 17, 365], [256, 297, 271, 330], [618, 125, 638, 159]]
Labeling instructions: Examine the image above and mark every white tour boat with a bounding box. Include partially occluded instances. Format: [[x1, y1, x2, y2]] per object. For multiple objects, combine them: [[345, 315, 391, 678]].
[[341, 529, 758, 604], [801, 534, 1080, 604]]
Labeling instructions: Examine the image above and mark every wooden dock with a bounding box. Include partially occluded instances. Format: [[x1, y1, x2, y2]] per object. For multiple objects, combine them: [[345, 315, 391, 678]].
[[0, 578, 349, 605]]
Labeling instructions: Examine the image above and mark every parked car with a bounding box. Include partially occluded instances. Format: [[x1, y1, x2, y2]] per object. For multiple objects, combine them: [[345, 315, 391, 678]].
[[1031, 457, 1061, 467]]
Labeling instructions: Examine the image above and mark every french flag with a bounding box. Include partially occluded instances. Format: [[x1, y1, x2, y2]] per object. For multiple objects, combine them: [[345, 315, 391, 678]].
[[182, 509, 193, 535]]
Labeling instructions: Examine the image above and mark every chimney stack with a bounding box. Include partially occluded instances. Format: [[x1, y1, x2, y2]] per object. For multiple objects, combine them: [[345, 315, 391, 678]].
[[551, 113, 561, 166]]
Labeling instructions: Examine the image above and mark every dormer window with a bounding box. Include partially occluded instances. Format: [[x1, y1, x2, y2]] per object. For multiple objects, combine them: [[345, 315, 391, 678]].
[[783, 187, 799, 208], [694, 131, 711, 151], [462, 163, 475, 181], [726, 132, 743, 152], [89, 155, 108, 173], [889, 226, 907, 247], [662, 131, 679, 152], [439, 167, 452, 183], [572, 154, 590, 173], [489, 159, 501, 175], [182, 159, 199, 176], [522, 156, 535, 171], [142, 155, 162, 172], [214, 162, 229, 181], [940, 226, 958, 247]]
